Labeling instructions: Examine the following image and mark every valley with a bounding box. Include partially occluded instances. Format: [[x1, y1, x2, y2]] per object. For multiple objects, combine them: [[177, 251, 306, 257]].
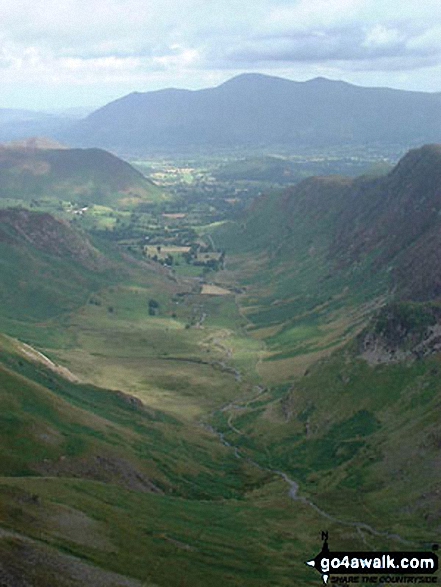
[[0, 141, 440, 586]]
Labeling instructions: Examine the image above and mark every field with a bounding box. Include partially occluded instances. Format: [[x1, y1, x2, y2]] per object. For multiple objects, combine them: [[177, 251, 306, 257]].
[[201, 284, 232, 295]]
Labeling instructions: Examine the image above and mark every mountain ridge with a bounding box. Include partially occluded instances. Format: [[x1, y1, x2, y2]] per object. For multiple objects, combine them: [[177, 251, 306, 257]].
[[211, 144, 441, 346], [63, 74, 441, 153]]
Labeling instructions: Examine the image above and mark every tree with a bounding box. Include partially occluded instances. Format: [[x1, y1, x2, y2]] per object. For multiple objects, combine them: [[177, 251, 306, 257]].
[[148, 299, 160, 316]]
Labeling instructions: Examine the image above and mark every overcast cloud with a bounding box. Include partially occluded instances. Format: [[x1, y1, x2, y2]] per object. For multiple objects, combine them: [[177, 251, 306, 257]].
[[0, 0, 440, 109]]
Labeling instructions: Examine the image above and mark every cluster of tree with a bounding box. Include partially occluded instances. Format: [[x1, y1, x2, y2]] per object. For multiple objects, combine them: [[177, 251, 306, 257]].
[[182, 247, 225, 271]]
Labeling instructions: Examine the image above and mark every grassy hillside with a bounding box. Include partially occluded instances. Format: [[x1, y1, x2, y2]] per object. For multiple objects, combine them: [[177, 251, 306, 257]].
[[0, 208, 119, 332], [0, 144, 165, 208], [214, 154, 386, 184], [211, 145, 441, 377], [0, 335, 288, 586], [0, 226, 365, 586], [199, 145, 441, 555], [211, 301, 441, 545], [2, 318, 431, 586], [211, 176, 381, 379], [331, 145, 441, 300], [0, 332, 267, 499]]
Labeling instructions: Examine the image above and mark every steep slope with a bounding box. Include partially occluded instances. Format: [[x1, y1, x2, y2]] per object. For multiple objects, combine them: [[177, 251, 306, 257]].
[[213, 174, 370, 334], [208, 144, 441, 386], [0, 208, 114, 327], [213, 300, 441, 544], [216, 145, 441, 308], [207, 148, 441, 546], [64, 74, 441, 153], [0, 333, 282, 586], [0, 207, 104, 267], [0, 144, 163, 207], [0, 330, 263, 500], [331, 144, 441, 300]]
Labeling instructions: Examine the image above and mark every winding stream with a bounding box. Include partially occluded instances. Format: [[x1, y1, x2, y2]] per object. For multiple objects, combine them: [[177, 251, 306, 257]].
[[189, 268, 416, 547], [203, 394, 416, 548]]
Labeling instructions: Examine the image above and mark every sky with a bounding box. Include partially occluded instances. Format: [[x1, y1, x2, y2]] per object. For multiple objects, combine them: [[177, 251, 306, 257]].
[[1, 0, 441, 111]]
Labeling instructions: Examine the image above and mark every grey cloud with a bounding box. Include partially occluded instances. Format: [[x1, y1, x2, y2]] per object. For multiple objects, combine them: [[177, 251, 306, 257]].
[[219, 24, 441, 68], [1, 0, 441, 109], [344, 54, 441, 73]]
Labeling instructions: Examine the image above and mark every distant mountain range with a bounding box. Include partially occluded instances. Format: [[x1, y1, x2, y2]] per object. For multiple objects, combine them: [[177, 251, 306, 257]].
[[62, 74, 441, 153], [0, 109, 72, 143], [0, 107, 94, 144]]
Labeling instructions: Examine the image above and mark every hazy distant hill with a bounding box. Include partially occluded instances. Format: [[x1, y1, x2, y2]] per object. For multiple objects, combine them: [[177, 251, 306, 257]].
[[214, 154, 389, 184], [0, 109, 52, 125], [0, 108, 74, 143], [64, 74, 441, 153], [0, 144, 163, 206]]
